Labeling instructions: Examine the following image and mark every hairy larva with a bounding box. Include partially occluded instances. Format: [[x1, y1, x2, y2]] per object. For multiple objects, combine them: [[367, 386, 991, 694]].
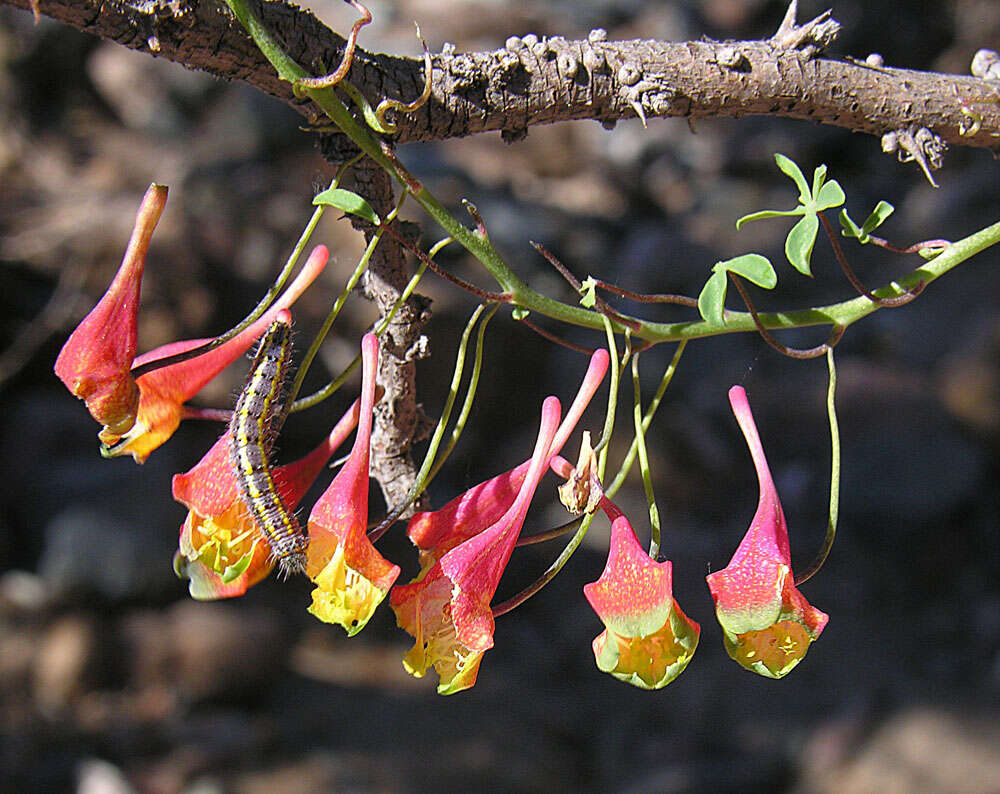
[[229, 311, 308, 578]]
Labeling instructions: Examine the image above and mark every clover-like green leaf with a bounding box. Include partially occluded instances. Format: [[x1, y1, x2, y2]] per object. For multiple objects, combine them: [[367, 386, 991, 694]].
[[839, 201, 894, 244], [714, 254, 777, 289], [785, 213, 819, 276], [697, 269, 728, 326], [774, 153, 811, 205], [511, 306, 530, 320], [862, 200, 894, 235], [736, 207, 804, 229], [313, 188, 380, 225], [814, 179, 846, 211], [839, 209, 864, 241]]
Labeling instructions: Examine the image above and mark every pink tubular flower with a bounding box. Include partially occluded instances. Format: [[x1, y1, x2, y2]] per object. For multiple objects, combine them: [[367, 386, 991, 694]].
[[706, 386, 829, 679], [101, 245, 328, 463], [406, 348, 609, 569], [583, 508, 700, 689], [172, 399, 360, 599], [305, 334, 401, 635], [54, 184, 168, 437], [391, 396, 562, 695]]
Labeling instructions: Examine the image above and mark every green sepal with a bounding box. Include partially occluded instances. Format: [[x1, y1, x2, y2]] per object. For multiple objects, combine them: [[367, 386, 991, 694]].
[[220, 548, 256, 584], [579, 276, 599, 308], [511, 306, 530, 320], [313, 188, 381, 225]]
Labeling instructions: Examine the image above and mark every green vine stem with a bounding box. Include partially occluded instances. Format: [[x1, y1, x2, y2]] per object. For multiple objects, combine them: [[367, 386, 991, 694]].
[[605, 341, 687, 500], [284, 191, 407, 414], [631, 354, 662, 558], [795, 347, 841, 585], [368, 302, 498, 541], [223, 0, 1000, 345]]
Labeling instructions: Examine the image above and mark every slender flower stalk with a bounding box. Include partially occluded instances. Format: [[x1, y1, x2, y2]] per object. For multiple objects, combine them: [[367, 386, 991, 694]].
[[406, 349, 609, 569]]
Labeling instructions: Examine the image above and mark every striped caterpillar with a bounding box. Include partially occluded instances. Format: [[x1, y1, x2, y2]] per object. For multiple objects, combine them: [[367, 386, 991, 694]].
[[229, 309, 308, 578]]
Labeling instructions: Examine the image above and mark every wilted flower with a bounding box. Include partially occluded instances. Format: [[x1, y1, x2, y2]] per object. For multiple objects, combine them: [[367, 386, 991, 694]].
[[172, 398, 360, 599], [706, 385, 829, 679], [305, 333, 401, 635], [557, 430, 603, 514], [391, 396, 561, 694], [102, 245, 328, 462], [584, 509, 699, 689], [54, 184, 167, 436]]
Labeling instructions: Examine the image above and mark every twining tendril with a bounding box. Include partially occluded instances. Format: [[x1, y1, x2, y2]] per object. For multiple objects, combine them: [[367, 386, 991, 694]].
[[729, 274, 845, 359], [293, 0, 372, 92], [819, 212, 924, 307]]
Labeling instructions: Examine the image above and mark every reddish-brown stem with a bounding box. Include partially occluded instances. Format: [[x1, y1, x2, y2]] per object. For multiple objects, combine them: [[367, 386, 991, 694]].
[[378, 221, 510, 302], [530, 242, 643, 332], [379, 143, 423, 194], [729, 274, 844, 359], [518, 319, 596, 355], [865, 236, 951, 254], [515, 517, 583, 547], [588, 277, 699, 308], [819, 211, 923, 307]]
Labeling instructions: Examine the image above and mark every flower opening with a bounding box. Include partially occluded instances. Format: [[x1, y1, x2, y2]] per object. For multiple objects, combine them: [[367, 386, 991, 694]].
[[305, 333, 400, 635], [584, 511, 700, 689], [706, 385, 828, 679], [172, 397, 360, 599], [391, 396, 561, 694]]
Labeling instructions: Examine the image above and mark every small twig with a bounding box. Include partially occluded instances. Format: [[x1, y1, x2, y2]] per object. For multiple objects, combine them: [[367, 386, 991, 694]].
[[463, 200, 489, 240], [378, 141, 424, 194], [377, 219, 509, 302], [865, 235, 951, 255]]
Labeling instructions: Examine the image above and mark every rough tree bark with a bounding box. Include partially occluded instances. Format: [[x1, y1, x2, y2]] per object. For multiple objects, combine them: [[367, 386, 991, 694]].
[[7, 0, 1000, 506], [5, 0, 1000, 154]]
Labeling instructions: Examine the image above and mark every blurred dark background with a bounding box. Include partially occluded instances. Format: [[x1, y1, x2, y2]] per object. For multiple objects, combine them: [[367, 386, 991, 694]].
[[2, 1, 999, 792]]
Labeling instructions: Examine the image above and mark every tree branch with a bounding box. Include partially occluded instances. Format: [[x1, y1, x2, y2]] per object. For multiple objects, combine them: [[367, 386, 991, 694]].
[[8, 0, 1000, 160]]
